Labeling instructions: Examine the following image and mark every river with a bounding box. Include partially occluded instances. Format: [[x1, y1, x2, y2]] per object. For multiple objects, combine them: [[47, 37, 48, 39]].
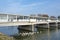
[[0, 26, 60, 40]]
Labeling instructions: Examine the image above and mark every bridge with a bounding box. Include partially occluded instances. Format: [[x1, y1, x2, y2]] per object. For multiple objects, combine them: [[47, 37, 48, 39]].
[[0, 21, 60, 32], [0, 13, 60, 32]]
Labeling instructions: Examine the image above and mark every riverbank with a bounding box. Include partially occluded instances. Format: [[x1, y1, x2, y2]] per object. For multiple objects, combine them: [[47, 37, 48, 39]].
[[0, 32, 14, 40]]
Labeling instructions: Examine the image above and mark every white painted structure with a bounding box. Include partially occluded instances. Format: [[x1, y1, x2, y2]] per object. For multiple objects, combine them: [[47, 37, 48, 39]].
[[0, 14, 30, 22], [0, 13, 58, 23]]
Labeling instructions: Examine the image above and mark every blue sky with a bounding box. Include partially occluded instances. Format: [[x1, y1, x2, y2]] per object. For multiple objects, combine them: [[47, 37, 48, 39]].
[[0, 0, 60, 16]]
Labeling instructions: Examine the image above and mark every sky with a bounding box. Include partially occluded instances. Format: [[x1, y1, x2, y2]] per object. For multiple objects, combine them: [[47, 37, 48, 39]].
[[0, 0, 60, 16]]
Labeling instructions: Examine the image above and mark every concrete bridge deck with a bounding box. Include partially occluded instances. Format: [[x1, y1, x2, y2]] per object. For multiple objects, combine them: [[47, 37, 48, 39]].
[[0, 21, 48, 26], [0, 21, 60, 26], [0, 21, 60, 32]]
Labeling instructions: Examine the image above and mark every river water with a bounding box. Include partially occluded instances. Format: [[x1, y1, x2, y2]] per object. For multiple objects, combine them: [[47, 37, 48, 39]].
[[0, 26, 60, 40], [0, 26, 18, 35]]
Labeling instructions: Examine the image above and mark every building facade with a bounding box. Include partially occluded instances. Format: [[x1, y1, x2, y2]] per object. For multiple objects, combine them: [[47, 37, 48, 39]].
[[0, 13, 59, 22]]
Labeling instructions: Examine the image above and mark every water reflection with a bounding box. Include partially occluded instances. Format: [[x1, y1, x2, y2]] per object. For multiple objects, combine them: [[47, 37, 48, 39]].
[[13, 28, 49, 40], [47, 28, 59, 40], [14, 28, 60, 40], [55, 28, 58, 40], [48, 29, 50, 40], [0, 26, 60, 40]]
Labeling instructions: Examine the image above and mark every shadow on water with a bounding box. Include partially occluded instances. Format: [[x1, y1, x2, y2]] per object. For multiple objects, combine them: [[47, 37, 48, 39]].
[[17, 28, 32, 33], [13, 34, 36, 40], [13, 26, 60, 40]]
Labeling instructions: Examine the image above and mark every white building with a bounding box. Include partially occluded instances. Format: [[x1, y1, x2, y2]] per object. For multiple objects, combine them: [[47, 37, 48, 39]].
[[0, 14, 30, 22], [0, 13, 57, 22]]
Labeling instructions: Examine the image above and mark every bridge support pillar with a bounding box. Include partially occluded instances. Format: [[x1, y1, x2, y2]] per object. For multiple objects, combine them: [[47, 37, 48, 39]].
[[31, 25, 35, 32], [48, 22, 50, 29], [56, 22, 58, 28]]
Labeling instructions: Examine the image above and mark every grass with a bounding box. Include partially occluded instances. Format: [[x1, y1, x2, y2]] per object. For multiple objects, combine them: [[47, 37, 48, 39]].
[[0, 32, 14, 40]]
